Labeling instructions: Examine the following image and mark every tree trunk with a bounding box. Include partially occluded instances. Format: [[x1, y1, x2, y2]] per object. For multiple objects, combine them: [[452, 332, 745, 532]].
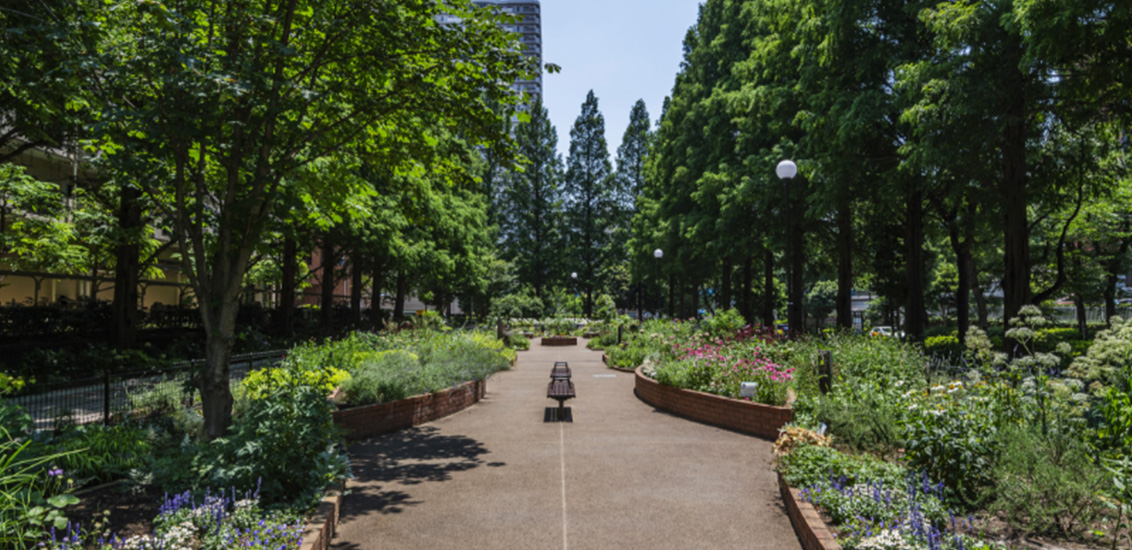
[[371, 257, 385, 324], [394, 270, 407, 320], [667, 274, 675, 318], [789, 209, 804, 336], [1075, 293, 1088, 339], [678, 280, 687, 319], [692, 283, 701, 319], [200, 292, 240, 440], [836, 198, 853, 329], [350, 255, 363, 326], [1104, 275, 1117, 326], [1001, 44, 1031, 332], [955, 246, 973, 346], [319, 233, 337, 328], [279, 236, 297, 337], [763, 246, 775, 327], [112, 185, 141, 349], [720, 257, 732, 312], [740, 253, 753, 323], [904, 187, 927, 343]]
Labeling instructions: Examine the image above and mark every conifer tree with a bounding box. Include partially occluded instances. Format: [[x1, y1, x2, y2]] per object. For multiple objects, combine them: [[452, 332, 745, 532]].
[[499, 98, 564, 301], [564, 90, 614, 317]]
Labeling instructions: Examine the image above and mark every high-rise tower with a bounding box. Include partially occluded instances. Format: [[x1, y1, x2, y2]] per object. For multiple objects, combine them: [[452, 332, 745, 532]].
[[473, 1, 542, 99]]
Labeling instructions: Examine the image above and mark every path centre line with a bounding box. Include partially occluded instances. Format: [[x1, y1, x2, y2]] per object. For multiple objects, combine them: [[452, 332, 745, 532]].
[[560, 421, 569, 550]]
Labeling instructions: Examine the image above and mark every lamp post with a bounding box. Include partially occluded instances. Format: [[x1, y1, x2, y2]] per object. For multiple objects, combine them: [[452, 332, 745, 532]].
[[570, 272, 578, 316], [653, 248, 664, 319], [776, 159, 797, 337]]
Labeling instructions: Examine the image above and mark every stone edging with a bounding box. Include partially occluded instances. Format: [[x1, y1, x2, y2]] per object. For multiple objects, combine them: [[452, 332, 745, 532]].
[[332, 379, 486, 441], [600, 353, 636, 373], [299, 482, 346, 550], [633, 366, 793, 440], [778, 472, 842, 550], [541, 336, 577, 346]]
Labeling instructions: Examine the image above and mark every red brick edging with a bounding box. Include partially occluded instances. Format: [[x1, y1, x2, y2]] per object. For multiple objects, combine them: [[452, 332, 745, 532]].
[[779, 472, 842, 550], [600, 353, 636, 373], [541, 336, 577, 346], [633, 366, 793, 440], [299, 483, 346, 550], [331, 380, 486, 441]]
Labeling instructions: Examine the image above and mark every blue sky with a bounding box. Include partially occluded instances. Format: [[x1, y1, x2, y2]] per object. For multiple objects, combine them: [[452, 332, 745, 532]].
[[540, 0, 703, 165]]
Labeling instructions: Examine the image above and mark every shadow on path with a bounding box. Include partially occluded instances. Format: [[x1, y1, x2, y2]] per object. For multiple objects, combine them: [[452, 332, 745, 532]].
[[337, 426, 492, 523]]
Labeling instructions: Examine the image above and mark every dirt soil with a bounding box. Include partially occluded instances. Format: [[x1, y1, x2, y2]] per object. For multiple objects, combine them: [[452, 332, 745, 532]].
[[67, 482, 163, 540]]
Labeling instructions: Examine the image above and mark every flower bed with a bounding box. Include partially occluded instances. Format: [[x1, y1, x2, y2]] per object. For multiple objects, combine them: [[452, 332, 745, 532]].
[[332, 380, 485, 440], [634, 366, 793, 439], [541, 336, 577, 346]]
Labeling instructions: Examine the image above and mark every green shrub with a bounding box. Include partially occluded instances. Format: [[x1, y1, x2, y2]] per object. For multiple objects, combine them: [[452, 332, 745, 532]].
[[489, 291, 546, 319], [901, 383, 1001, 507], [778, 443, 904, 493], [1068, 316, 1132, 395], [335, 332, 511, 407], [984, 426, 1106, 536], [508, 333, 530, 350], [606, 344, 647, 369], [340, 350, 419, 405], [923, 334, 963, 358], [194, 384, 347, 507], [701, 308, 746, 338], [798, 389, 905, 458], [52, 423, 153, 484], [652, 358, 715, 393]]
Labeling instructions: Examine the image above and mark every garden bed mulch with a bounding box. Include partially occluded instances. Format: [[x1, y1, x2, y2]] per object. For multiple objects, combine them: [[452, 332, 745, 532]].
[[68, 482, 164, 540]]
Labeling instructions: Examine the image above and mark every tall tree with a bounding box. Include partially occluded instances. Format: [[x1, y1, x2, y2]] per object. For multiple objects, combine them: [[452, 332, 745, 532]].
[[564, 90, 614, 317], [92, 0, 527, 439], [499, 97, 564, 300], [614, 100, 651, 312]]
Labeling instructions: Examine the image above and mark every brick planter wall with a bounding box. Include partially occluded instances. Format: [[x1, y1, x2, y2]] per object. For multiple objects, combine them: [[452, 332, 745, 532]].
[[540, 336, 577, 346], [779, 472, 842, 550], [299, 483, 346, 550], [633, 366, 792, 440], [332, 380, 486, 441]]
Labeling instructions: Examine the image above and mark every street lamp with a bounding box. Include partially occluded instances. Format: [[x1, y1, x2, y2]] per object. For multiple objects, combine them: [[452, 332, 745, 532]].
[[570, 272, 579, 317], [653, 248, 664, 319], [777, 160, 797, 337]]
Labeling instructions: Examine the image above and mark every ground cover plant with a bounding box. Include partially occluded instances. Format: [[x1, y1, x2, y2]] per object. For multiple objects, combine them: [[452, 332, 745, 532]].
[[782, 306, 1131, 548]]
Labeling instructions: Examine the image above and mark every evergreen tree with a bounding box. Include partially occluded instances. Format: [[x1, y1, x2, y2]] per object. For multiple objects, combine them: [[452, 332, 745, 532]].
[[614, 100, 652, 215], [499, 98, 564, 301], [613, 100, 652, 312], [564, 90, 614, 317]]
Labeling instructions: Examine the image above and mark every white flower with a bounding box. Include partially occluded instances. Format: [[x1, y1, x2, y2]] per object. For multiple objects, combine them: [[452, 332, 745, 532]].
[[856, 529, 917, 550]]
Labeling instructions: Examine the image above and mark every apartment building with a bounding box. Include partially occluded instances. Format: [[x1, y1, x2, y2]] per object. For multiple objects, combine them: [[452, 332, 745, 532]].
[[437, 1, 542, 99]]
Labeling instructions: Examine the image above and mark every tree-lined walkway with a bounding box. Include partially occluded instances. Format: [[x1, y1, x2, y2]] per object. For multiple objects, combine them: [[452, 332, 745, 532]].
[[330, 340, 801, 550]]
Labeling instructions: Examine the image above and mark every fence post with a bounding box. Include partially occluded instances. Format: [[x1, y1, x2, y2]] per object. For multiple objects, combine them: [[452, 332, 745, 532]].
[[617, 324, 623, 345], [817, 350, 832, 395], [103, 370, 111, 424]]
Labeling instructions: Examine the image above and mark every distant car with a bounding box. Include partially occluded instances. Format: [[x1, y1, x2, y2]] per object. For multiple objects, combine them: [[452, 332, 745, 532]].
[[869, 326, 903, 338]]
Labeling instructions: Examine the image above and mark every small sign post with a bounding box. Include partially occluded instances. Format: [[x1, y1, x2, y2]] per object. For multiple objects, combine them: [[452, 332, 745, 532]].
[[818, 350, 832, 394]]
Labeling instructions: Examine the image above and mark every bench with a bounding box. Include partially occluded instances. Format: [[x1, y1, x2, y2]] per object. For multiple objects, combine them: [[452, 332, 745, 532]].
[[550, 361, 571, 380], [547, 361, 575, 420]]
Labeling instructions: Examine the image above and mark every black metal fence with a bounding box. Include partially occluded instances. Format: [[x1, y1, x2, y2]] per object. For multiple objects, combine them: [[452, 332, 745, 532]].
[[6, 350, 287, 431]]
